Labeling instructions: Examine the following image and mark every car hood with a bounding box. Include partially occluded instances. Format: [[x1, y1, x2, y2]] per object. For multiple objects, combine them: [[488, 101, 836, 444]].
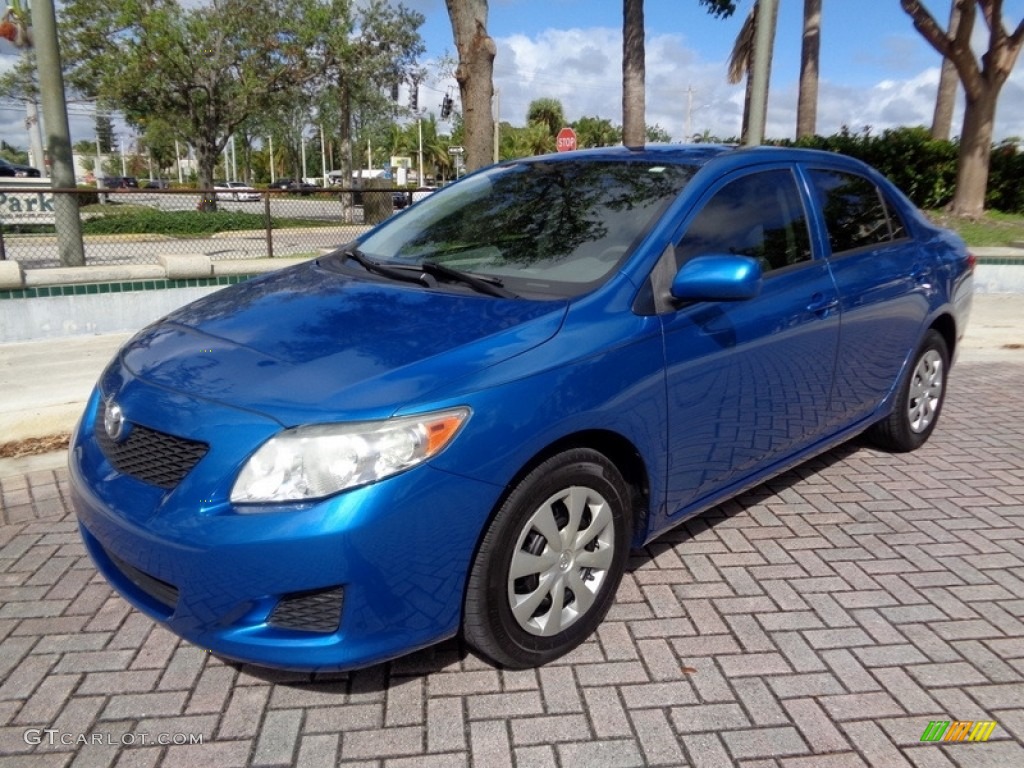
[[119, 262, 567, 425]]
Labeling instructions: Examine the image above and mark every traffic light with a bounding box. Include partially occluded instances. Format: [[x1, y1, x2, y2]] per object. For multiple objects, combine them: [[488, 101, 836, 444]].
[[410, 84, 418, 112], [440, 95, 453, 120]]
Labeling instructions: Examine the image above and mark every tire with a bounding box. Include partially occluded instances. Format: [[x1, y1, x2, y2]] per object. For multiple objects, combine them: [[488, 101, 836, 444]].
[[463, 448, 632, 668], [867, 329, 949, 452]]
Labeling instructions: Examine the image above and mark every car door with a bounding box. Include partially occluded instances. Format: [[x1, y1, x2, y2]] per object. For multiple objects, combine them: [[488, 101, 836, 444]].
[[802, 167, 928, 428], [658, 167, 841, 516]]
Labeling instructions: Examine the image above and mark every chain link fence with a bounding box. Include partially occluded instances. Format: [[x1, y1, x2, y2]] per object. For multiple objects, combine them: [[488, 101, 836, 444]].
[[0, 185, 410, 269]]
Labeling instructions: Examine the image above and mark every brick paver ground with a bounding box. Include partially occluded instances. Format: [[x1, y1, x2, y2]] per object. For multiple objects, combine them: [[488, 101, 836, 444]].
[[1, 360, 1022, 767]]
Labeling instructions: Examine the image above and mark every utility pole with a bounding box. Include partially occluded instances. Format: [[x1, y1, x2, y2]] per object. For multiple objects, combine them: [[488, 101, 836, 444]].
[[31, 0, 85, 266], [685, 86, 694, 142]]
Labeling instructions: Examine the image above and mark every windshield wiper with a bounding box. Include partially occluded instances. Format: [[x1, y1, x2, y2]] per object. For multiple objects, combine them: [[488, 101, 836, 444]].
[[343, 248, 428, 287], [343, 248, 518, 298], [421, 261, 519, 299]]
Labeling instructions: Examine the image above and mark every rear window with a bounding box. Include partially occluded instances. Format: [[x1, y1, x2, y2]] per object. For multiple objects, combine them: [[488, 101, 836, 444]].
[[809, 170, 908, 255]]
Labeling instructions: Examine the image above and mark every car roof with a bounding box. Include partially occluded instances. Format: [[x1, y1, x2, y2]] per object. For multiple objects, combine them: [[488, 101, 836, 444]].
[[512, 143, 879, 177]]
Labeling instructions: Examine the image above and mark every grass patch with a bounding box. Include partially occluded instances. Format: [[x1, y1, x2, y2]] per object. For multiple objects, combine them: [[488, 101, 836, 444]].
[[926, 209, 1024, 247]]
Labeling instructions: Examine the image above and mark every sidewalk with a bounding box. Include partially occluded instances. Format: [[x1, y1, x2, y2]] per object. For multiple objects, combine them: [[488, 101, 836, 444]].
[[1, 293, 1021, 478]]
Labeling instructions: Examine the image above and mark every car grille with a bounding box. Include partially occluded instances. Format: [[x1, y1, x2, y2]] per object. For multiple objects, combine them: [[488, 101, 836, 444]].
[[106, 548, 180, 611], [268, 587, 345, 633], [95, 399, 209, 490]]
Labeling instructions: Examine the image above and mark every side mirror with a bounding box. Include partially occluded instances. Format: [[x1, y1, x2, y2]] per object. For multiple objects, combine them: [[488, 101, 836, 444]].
[[670, 254, 763, 302]]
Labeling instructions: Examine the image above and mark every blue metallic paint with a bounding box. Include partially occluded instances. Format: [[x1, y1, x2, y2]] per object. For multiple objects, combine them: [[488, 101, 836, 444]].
[[69, 145, 972, 670]]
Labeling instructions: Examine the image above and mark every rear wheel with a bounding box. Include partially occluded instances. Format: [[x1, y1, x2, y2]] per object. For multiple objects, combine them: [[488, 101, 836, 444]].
[[867, 329, 949, 452], [463, 449, 632, 668]]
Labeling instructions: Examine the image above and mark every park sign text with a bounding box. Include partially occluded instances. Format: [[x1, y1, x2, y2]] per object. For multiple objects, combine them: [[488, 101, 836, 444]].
[[0, 178, 55, 225]]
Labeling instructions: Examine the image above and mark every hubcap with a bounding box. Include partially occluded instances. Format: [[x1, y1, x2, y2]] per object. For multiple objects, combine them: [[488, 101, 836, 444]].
[[508, 486, 616, 637], [908, 349, 943, 433]]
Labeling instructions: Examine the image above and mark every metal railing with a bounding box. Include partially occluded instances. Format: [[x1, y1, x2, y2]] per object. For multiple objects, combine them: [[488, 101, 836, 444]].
[[0, 186, 408, 268]]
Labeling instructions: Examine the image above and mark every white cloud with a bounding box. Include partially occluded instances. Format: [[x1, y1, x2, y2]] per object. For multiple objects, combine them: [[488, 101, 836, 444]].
[[472, 26, 1024, 143]]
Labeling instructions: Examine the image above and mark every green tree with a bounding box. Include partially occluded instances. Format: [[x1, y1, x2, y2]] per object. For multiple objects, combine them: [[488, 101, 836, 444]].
[[527, 98, 566, 136], [901, 1, 1024, 217], [61, 0, 314, 209], [95, 111, 115, 154], [573, 116, 621, 148], [297, 0, 425, 187], [646, 123, 672, 143]]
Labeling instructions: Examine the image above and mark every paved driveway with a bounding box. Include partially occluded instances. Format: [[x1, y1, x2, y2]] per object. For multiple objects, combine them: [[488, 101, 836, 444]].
[[1, 361, 1022, 767]]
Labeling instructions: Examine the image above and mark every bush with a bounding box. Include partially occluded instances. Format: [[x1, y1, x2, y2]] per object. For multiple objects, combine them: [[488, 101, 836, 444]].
[[986, 141, 1024, 213], [80, 209, 330, 236], [776, 126, 1024, 214], [780, 126, 960, 210]]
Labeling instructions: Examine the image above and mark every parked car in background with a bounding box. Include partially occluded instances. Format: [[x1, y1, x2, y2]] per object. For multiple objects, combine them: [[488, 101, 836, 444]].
[[411, 185, 439, 203], [392, 189, 412, 209], [0, 157, 41, 177], [70, 145, 974, 673], [269, 178, 318, 195], [214, 181, 260, 202], [144, 178, 171, 189], [101, 176, 139, 189]]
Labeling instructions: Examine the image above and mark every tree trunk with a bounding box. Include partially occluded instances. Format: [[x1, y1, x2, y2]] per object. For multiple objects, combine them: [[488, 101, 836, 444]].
[[446, 0, 495, 172], [930, 1, 961, 141], [195, 137, 219, 212], [796, 0, 821, 138], [622, 0, 645, 147], [949, 89, 998, 217], [900, 0, 1024, 216]]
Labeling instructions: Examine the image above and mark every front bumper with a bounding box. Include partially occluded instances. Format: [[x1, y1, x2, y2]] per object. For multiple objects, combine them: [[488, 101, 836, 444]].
[[69, 386, 500, 671]]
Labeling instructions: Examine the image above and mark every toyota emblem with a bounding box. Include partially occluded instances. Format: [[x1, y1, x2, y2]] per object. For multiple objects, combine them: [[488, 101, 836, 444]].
[[104, 399, 126, 441]]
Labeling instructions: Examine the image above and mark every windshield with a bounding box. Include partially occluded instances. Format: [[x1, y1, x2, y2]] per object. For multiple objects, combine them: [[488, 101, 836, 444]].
[[357, 159, 695, 298]]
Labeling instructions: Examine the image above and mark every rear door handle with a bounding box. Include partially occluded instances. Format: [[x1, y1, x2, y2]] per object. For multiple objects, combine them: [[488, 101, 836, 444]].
[[807, 294, 839, 315]]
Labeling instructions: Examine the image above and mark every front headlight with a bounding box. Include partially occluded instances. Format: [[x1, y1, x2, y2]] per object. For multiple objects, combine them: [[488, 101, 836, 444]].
[[230, 407, 470, 504]]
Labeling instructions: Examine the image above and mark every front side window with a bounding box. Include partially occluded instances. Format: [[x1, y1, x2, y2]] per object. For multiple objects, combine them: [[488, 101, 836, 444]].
[[357, 159, 695, 298], [809, 169, 908, 255], [675, 169, 813, 274]]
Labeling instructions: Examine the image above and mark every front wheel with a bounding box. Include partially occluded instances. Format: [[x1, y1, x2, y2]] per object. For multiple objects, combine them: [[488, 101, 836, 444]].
[[463, 449, 632, 668], [867, 329, 949, 452]]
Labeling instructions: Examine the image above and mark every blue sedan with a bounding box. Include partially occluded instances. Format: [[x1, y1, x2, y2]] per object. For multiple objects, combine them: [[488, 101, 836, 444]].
[[69, 145, 974, 671]]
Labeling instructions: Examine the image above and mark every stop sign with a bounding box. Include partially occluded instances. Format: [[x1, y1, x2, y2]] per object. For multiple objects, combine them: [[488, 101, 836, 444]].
[[556, 127, 577, 152]]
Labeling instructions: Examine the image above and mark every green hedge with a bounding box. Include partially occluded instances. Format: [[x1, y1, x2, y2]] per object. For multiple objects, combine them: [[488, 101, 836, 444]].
[[80, 209, 326, 236], [774, 127, 1023, 214]]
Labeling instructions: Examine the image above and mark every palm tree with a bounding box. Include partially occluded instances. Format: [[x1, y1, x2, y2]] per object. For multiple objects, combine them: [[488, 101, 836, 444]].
[[527, 98, 566, 137], [727, 4, 756, 142], [796, 0, 822, 138], [622, 0, 645, 147], [727, 0, 778, 144]]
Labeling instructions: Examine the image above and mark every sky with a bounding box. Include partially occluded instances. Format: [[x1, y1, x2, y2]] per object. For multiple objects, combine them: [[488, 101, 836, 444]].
[[1, 0, 1023, 155], [406, 0, 1024, 142]]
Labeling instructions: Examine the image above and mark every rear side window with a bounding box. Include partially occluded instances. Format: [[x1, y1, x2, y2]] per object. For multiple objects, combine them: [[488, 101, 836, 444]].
[[675, 169, 812, 274], [809, 170, 908, 255]]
